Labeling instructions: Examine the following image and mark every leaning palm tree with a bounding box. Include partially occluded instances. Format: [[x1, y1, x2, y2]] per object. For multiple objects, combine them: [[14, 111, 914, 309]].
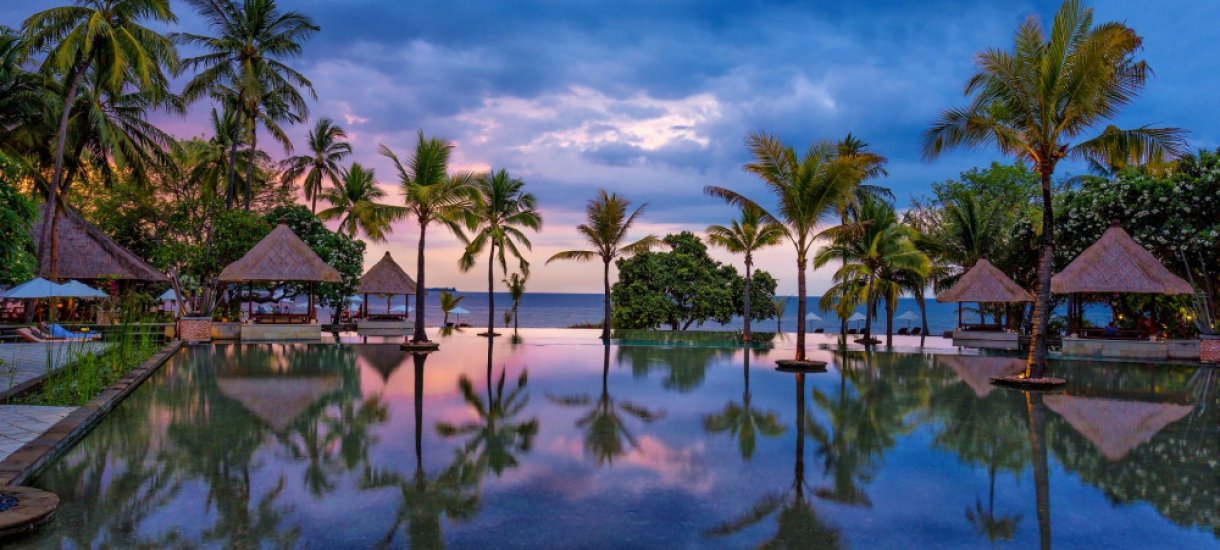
[[923, 0, 1187, 380], [439, 290, 464, 327], [547, 189, 662, 340], [706, 206, 784, 342], [282, 118, 351, 213], [504, 273, 527, 335], [318, 163, 405, 242], [459, 169, 542, 337], [706, 133, 860, 363], [23, 0, 179, 281], [0, 29, 46, 144], [175, 0, 318, 209], [380, 132, 475, 345]]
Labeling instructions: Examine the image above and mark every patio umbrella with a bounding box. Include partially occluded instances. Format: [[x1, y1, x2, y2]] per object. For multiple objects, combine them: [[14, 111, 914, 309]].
[[158, 288, 179, 301], [846, 312, 866, 327], [0, 277, 66, 299], [451, 306, 470, 324], [60, 280, 108, 299], [390, 305, 415, 314], [805, 312, 822, 330], [895, 310, 920, 327]]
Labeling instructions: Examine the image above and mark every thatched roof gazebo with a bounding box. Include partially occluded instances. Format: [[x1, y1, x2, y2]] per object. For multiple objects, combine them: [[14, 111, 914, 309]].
[[1043, 394, 1192, 461], [219, 223, 341, 324], [33, 203, 166, 282], [937, 259, 1033, 330], [356, 251, 416, 320], [938, 355, 1026, 398], [1052, 224, 1192, 338], [217, 374, 339, 433]]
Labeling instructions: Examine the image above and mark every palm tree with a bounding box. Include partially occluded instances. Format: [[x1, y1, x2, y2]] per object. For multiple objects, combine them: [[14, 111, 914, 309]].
[[459, 169, 542, 337], [23, 0, 179, 281], [175, 0, 318, 210], [706, 206, 784, 342], [380, 132, 475, 344], [774, 296, 788, 333], [547, 189, 662, 340], [504, 272, 527, 335], [317, 163, 405, 242], [282, 118, 350, 213], [816, 198, 929, 346], [922, 0, 1187, 379], [439, 290, 464, 327], [706, 133, 861, 362], [0, 29, 46, 144]]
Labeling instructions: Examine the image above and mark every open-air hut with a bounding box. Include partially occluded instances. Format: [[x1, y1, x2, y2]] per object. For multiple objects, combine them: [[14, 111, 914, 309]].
[[1052, 224, 1193, 337], [218, 223, 342, 340], [937, 259, 1033, 349], [33, 203, 167, 283], [355, 252, 416, 335]]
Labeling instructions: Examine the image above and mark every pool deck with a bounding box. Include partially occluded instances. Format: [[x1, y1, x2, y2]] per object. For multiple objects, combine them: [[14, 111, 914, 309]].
[[0, 407, 76, 462], [0, 342, 108, 463]]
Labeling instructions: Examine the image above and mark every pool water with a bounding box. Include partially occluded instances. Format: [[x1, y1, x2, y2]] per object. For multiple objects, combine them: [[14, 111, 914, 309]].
[[13, 330, 1219, 548]]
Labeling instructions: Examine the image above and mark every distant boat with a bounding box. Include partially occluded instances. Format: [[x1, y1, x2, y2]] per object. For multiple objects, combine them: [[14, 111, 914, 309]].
[[426, 287, 458, 293]]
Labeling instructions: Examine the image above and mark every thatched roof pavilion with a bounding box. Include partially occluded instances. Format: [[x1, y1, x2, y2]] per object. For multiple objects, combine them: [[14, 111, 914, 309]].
[[357, 252, 416, 295], [938, 355, 1026, 398], [937, 259, 1033, 303], [217, 374, 339, 433], [1043, 394, 1192, 461], [33, 202, 166, 282], [219, 223, 341, 283], [1051, 225, 1192, 295]]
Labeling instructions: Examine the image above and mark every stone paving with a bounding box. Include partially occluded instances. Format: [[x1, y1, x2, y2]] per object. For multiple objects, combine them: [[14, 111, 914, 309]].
[[0, 406, 76, 461], [0, 342, 109, 393]]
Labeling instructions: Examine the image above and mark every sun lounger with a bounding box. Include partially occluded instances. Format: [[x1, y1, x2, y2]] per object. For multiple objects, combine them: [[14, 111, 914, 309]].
[[813, 328, 824, 334], [897, 327, 910, 335], [15, 328, 45, 343], [911, 327, 922, 336], [846, 328, 858, 335], [49, 323, 100, 341]]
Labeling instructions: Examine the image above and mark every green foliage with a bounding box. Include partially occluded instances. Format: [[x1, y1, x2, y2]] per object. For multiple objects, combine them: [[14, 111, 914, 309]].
[[0, 154, 35, 284], [732, 269, 779, 322], [19, 325, 162, 406], [612, 232, 773, 331], [264, 205, 365, 316]]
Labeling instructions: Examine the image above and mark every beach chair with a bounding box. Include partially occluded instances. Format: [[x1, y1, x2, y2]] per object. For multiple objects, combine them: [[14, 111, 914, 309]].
[[846, 328, 858, 335], [911, 327, 922, 336], [15, 327, 46, 343], [49, 323, 100, 341], [897, 327, 910, 335], [814, 328, 824, 334]]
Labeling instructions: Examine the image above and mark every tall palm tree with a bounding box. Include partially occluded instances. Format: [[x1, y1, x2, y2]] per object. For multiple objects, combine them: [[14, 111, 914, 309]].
[[317, 163, 405, 242], [23, 0, 179, 281], [547, 189, 662, 340], [706, 206, 784, 342], [380, 132, 475, 344], [816, 198, 929, 346], [773, 296, 788, 333], [282, 118, 350, 213], [706, 133, 861, 362], [504, 272, 527, 335], [175, 0, 318, 210], [922, 0, 1187, 379], [0, 29, 46, 144], [459, 169, 542, 337], [832, 134, 890, 337]]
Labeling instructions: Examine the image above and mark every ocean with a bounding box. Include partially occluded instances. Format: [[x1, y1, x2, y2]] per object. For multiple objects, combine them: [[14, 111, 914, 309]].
[[319, 291, 1113, 335]]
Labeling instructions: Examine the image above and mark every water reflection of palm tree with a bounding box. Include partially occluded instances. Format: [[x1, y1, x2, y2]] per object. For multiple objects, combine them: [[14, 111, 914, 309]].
[[1025, 390, 1053, 550], [707, 372, 841, 548], [364, 352, 480, 549], [703, 350, 785, 460], [437, 337, 539, 477], [549, 344, 665, 465]]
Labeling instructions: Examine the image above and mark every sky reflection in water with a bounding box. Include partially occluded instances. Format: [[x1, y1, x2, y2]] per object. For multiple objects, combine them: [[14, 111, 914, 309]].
[[16, 329, 1220, 548]]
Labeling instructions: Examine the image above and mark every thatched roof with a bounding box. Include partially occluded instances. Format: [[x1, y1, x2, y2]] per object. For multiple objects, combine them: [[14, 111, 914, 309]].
[[33, 202, 166, 282], [357, 344, 408, 382], [357, 252, 417, 295], [1043, 394, 1192, 462], [217, 375, 339, 433], [936, 259, 1033, 303], [1051, 225, 1193, 295], [938, 355, 1026, 398], [218, 223, 342, 283]]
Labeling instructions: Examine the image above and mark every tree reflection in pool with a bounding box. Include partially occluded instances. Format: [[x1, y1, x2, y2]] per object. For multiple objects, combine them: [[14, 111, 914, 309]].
[[12, 330, 1219, 548]]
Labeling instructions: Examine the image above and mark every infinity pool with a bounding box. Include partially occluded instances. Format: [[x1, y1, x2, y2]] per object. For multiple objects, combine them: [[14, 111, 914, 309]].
[[14, 330, 1219, 548]]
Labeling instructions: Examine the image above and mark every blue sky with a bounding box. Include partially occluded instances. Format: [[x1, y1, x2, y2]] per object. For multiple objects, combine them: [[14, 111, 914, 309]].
[[4, 1, 1217, 294]]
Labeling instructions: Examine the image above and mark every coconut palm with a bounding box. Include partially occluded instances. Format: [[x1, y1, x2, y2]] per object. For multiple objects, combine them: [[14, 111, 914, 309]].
[[922, 0, 1187, 378], [380, 132, 475, 344], [504, 273, 527, 335], [459, 169, 542, 337], [0, 29, 46, 144], [317, 163, 405, 242], [706, 206, 784, 342], [774, 296, 788, 333], [439, 290, 464, 327], [282, 118, 350, 213], [175, 0, 318, 210], [22, 0, 179, 280], [547, 189, 662, 340], [706, 133, 861, 362]]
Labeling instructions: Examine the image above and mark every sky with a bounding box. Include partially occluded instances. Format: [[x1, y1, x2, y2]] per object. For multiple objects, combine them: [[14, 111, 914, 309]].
[[3, 1, 1218, 295]]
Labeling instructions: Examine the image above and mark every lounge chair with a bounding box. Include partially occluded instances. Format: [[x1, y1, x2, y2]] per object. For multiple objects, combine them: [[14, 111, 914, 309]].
[[897, 327, 910, 335], [15, 327, 45, 343], [48, 323, 100, 341], [911, 327, 922, 336], [846, 328, 858, 335], [813, 328, 824, 334]]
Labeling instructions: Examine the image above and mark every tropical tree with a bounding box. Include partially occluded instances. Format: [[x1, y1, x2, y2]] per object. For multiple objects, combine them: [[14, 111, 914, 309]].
[[439, 290, 463, 327], [175, 0, 318, 210], [547, 189, 662, 340], [459, 169, 542, 337], [380, 132, 475, 344], [22, 0, 179, 281], [0, 28, 46, 144], [317, 163, 405, 242], [707, 206, 784, 342], [922, 0, 1187, 378], [504, 272, 527, 335], [774, 296, 787, 333], [706, 133, 860, 362], [282, 117, 350, 213]]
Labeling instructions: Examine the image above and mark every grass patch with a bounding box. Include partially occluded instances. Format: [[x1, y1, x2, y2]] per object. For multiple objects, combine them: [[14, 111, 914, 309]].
[[16, 325, 162, 406]]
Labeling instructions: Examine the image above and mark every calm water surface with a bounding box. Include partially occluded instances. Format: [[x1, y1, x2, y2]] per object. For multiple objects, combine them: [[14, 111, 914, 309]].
[[15, 330, 1219, 548]]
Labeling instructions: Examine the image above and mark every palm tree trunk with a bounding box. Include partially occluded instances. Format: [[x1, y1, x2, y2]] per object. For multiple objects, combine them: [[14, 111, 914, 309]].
[[486, 242, 496, 337], [916, 291, 929, 346], [226, 120, 240, 209], [794, 372, 806, 498], [863, 276, 875, 342], [45, 58, 89, 283], [885, 295, 894, 347], [1025, 169, 1055, 379], [1027, 391, 1052, 550], [796, 252, 808, 361], [412, 222, 429, 343], [513, 302, 519, 334], [245, 117, 256, 211], [743, 257, 753, 342], [602, 259, 612, 340]]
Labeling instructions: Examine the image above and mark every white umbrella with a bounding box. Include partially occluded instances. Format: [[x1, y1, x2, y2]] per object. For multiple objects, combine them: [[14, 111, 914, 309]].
[[60, 280, 108, 299], [348, 295, 363, 303], [805, 313, 822, 321], [158, 288, 179, 301], [895, 311, 920, 326], [847, 312, 866, 323], [450, 306, 470, 323], [390, 305, 415, 314], [0, 277, 65, 299]]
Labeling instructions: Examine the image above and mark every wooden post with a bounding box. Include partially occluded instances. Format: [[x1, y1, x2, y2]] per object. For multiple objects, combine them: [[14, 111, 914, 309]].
[[308, 282, 315, 322], [957, 302, 962, 329], [247, 282, 252, 320]]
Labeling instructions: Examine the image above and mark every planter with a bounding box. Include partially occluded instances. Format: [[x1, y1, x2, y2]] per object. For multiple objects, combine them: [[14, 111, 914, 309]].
[[176, 317, 213, 342], [1201, 334, 1220, 364]]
